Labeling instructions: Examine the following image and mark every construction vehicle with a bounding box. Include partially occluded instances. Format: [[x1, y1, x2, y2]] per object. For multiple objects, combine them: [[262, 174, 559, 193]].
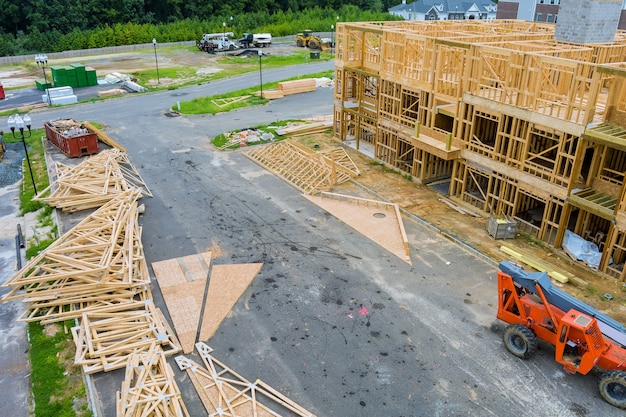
[[238, 33, 272, 48], [295, 30, 333, 50], [497, 260, 626, 408], [198, 32, 238, 53]]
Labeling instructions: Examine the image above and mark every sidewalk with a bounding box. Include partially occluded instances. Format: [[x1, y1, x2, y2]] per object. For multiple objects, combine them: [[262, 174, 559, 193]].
[[0, 142, 31, 417]]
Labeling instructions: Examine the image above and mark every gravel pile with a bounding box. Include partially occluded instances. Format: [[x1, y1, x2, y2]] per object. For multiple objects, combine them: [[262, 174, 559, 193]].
[[0, 143, 25, 187]]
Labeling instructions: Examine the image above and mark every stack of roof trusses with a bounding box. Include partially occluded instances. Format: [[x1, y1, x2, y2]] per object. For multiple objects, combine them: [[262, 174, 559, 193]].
[[34, 148, 152, 212], [244, 139, 359, 194]]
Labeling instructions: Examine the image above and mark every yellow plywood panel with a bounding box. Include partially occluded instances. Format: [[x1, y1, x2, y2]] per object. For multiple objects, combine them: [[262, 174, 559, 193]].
[[303, 192, 411, 264], [199, 263, 263, 341]]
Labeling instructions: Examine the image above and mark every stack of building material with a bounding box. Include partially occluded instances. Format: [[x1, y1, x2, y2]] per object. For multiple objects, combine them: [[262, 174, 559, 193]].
[[72, 303, 181, 374], [34, 148, 151, 212], [43, 86, 78, 105], [1, 189, 150, 324], [260, 78, 317, 99], [175, 342, 317, 417], [244, 140, 357, 194], [116, 344, 189, 417], [275, 120, 332, 136]]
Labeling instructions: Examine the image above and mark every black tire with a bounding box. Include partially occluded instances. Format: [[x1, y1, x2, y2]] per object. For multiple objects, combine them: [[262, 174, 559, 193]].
[[296, 39, 304, 47], [503, 324, 537, 360], [229, 44, 235, 51], [599, 371, 626, 409], [309, 39, 319, 50]]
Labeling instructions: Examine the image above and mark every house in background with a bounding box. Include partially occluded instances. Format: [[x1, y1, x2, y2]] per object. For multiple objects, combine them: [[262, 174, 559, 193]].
[[497, 0, 626, 29], [388, 0, 497, 21]]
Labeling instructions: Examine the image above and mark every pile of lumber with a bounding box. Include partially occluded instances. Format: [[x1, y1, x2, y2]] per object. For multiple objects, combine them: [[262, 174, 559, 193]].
[[275, 120, 332, 137], [261, 78, 317, 99], [175, 342, 316, 417], [117, 344, 189, 417], [34, 148, 151, 212], [72, 303, 181, 374], [244, 139, 357, 194], [2, 189, 150, 323]]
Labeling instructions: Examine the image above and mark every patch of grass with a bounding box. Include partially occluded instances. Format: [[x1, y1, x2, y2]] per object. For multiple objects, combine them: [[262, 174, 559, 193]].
[[175, 70, 333, 115], [29, 321, 90, 417]]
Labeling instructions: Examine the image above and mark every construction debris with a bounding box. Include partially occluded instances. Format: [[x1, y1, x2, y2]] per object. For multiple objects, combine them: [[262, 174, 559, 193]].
[[175, 342, 317, 417], [116, 344, 189, 417], [244, 140, 358, 194], [34, 148, 151, 212]]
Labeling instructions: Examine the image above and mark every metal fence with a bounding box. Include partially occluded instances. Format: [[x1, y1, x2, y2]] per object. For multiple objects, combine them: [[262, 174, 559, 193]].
[[0, 41, 196, 65]]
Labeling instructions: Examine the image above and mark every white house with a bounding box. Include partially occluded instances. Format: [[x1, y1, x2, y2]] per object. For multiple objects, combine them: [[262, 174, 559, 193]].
[[389, 0, 497, 21]]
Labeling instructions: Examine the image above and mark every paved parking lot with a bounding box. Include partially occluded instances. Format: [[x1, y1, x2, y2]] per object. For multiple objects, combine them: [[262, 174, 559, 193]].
[[4, 63, 626, 416]]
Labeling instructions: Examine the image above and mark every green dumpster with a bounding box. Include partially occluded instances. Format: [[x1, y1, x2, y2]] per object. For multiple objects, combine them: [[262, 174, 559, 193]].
[[310, 51, 320, 59]]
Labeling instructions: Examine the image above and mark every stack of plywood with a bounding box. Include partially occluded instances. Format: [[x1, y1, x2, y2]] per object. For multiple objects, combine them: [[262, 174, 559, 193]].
[[244, 139, 357, 194], [2, 189, 150, 324], [116, 344, 189, 417], [175, 342, 316, 417], [35, 148, 151, 212]]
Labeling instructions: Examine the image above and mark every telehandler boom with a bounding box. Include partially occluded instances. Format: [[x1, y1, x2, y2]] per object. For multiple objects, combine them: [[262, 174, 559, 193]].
[[497, 261, 626, 408]]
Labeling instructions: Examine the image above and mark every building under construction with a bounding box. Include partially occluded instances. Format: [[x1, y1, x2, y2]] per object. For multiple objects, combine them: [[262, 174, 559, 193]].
[[332, 17, 626, 280]]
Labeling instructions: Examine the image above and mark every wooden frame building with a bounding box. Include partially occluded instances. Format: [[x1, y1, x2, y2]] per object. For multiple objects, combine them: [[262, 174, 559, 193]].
[[333, 20, 626, 279]]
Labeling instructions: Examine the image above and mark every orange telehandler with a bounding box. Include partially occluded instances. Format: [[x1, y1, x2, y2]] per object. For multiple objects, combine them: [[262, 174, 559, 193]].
[[497, 261, 626, 408]]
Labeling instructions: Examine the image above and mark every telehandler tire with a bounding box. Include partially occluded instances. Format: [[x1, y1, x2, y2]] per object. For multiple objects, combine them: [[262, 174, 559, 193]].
[[503, 324, 537, 360], [599, 370, 626, 409]]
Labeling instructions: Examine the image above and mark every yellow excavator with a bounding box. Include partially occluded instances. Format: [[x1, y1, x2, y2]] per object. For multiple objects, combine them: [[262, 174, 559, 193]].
[[295, 30, 332, 50]]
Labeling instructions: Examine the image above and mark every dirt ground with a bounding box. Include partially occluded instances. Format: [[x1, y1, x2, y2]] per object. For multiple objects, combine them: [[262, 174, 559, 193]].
[[2, 44, 625, 324], [289, 132, 626, 325], [0, 43, 301, 89]]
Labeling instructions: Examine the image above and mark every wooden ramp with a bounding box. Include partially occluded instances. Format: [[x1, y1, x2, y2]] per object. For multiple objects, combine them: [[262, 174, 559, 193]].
[[244, 140, 357, 194], [152, 252, 263, 352], [304, 192, 411, 264], [175, 342, 317, 417], [116, 344, 189, 417]]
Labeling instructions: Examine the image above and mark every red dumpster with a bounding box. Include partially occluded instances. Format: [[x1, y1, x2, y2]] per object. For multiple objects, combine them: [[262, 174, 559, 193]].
[[44, 119, 99, 158], [0, 83, 5, 99]]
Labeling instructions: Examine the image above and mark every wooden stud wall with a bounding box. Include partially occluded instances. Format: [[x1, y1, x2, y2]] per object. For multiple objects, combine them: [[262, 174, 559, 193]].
[[334, 20, 626, 270]]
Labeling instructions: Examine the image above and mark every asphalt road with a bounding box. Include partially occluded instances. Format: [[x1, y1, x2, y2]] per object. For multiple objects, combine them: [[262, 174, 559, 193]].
[[3, 61, 624, 417]]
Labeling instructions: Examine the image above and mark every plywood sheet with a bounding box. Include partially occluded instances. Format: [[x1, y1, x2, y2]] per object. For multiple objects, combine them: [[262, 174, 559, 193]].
[[152, 252, 212, 353], [199, 263, 263, 342], [303, 192, 411, 264]]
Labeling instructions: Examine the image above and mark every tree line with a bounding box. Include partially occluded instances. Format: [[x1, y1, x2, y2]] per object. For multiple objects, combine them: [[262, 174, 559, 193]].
[[0, 3, 401, 57]]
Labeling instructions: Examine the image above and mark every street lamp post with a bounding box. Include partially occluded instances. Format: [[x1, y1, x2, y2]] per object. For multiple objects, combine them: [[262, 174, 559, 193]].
[[7, 114, 37, 195], [35, 54, 51, 106], [331, 24, 335, 54], [258, 50, 263, 99], [152, 38, 160, 84], [223, 22, 226, 46]]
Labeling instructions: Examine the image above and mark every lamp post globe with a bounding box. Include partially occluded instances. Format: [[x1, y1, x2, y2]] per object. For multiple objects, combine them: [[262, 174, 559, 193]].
[[7, 113, 37, 195]]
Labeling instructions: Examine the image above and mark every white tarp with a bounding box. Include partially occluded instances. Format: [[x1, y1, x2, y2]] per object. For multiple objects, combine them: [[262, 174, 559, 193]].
[[563, 230, 602, 269]]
